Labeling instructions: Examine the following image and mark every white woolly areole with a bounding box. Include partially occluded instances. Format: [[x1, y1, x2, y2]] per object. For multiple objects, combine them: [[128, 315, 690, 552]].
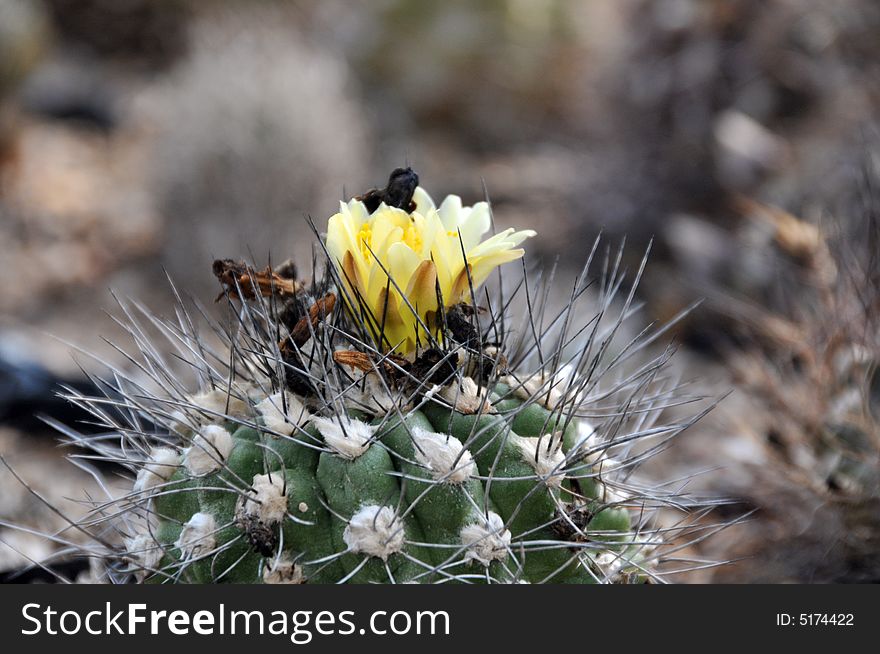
[[429, 376, 494, 415], [596, 457, 623, 475], [263, 555, 305, 584], [513, 433, 566, 487], [134, 447, 180, 494], [168, 387, 251, 434], [313, 416, 375, 460], [411, 427, 475, 484], [460, 511, 511, 566], [189, 388, 250, 420], [594, 551, 622, 576], [256, 391, 310, 436], [184, 425, 234, 476], [240, 473, 288, 524], [175, 512, 216, 560], [599, 480, 628, 505], [343, 505, 404, 560], [504, 364, 581, 410], [343, 370, 398, 416], [168, 410, 192, 435], [124, 533, 163, 573], [240, 377, 274, 403], [570, 420, 600, 461]]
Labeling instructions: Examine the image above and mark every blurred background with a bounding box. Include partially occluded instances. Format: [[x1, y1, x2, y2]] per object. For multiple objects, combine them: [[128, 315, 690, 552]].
[[1, 0, 878, 582]]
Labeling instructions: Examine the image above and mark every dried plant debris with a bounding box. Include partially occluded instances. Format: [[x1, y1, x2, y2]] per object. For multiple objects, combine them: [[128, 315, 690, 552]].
[[697, 160, 880, 582]]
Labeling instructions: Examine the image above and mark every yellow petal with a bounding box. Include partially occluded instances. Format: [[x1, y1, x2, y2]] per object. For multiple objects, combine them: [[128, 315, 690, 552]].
[[341, 250, 364, 299], [405, 260, 439, 315], [326, 213, 355, 265], [387, 242, 422, 290], [438, 194, 463, 230], [412, 186, 436, 213], [458, 202, 491, 250], [449, 264, 473, 304], [366, 225, 404, 305], [469, 248, 525, 288], [375, 287, 427, 354]]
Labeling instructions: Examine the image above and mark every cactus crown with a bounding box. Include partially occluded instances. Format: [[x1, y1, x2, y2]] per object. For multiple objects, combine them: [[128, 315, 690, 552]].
[[30, 169, 719, 584]]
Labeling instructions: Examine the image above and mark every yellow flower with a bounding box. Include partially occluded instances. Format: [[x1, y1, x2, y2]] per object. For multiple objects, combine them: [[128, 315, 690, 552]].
[[326, 187, 535, 354]]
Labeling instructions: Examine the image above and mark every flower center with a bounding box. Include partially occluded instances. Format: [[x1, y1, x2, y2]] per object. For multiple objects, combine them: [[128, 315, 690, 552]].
[[357, 223, 373, 263], [403, 220, 423, 252]]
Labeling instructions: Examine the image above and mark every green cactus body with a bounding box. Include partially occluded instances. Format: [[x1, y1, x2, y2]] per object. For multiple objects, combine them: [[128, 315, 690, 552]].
[[316, 428, 418, 583], [492, 382, 579, 452], [492, 382, 607, 508], [134, 378, 637, 584], [420, 403, 582, 582], [586, 505, 632, 542], [375, 410, 513, 582]]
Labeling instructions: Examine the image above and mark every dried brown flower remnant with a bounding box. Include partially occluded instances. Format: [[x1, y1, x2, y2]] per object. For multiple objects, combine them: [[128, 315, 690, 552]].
[[333, 349, 409, 379], [355, 167, 419, 213], [288, 293, 336, 348], [332, 347, 458, 390], [212, 259, 299, 302]]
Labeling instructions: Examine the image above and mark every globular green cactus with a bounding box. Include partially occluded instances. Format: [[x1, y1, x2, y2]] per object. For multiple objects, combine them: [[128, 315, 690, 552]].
[[38, 169, 714, 584]]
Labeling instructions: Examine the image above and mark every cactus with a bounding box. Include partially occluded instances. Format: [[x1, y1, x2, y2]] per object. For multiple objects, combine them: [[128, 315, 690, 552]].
[[25, 168, 716, 584]]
